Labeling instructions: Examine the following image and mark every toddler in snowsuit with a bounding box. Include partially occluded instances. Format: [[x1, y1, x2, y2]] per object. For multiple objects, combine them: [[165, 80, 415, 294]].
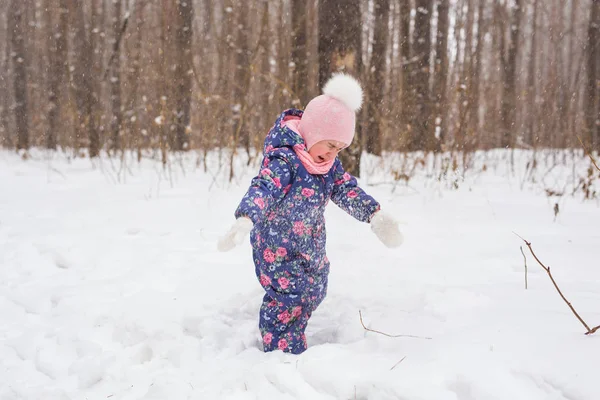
[[218, 74, 402, 354]]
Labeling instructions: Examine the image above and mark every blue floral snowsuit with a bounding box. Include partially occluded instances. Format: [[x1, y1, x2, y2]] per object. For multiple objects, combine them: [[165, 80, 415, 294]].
[[235, 108, 380, 354]]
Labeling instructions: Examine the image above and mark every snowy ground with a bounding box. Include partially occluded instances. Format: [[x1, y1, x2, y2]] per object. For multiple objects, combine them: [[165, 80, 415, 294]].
[[1, 149, 599, 400]]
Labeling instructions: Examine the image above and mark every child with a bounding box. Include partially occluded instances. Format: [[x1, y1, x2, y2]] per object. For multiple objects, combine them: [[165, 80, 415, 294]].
[[218, 73, 402, 354]]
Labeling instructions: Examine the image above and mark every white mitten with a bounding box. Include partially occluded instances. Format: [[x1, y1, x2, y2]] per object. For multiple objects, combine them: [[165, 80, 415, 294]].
[[370, 211, 403, 248], [217, 217, 253, 252]]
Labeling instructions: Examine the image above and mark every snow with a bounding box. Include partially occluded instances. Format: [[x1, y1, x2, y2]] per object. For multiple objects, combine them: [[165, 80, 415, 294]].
[[1, 149, 599, 400]]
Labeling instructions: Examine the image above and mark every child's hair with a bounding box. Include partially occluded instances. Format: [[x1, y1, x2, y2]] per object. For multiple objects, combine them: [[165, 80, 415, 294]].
[[297, 73, 363, 150]]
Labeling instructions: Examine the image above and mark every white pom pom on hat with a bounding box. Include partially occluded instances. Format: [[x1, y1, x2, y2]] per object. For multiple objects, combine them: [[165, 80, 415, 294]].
[[297, 73, 363, 150], [322, 73, 363, 112]]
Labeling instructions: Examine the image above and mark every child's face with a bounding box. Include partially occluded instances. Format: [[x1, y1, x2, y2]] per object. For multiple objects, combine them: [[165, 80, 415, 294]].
[[308, 140, 347, 163]]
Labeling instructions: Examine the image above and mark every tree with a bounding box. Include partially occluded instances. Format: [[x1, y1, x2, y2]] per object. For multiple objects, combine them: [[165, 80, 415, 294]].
[[500, 0, 522, 148], [525, 0, 538, 146], [399, 0, 413, 150], [433, 0, 450, 151], [291, 0, 309, 107], [410, 0, 434, 151], [70, 0, 100, 156], [125, 0, 146, 160], [567, 0, 579, 140], [45, 0, 68, 150], [174, 0, 194, 151], [586, 0, 600, 150], [158, 0, 174, 164], [1, 2, 12, 148], [10, 0, 29, 151], [469, 0, 486, 146], [366, 0, 390, 156], [318, 0, 363, 174], [455, 0, 476, 153], [215, 0, 235, 149], [110, 0, 123, 153], [232, 1, 252, 155]]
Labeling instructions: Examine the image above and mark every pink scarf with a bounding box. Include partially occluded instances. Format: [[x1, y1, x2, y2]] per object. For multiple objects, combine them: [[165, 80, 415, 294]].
[[283, 118, 334, 175]]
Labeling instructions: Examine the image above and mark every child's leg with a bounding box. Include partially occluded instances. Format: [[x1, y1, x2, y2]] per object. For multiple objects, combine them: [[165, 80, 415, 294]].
[[258, 269, 329, 354], [259, 293, 309, 354]]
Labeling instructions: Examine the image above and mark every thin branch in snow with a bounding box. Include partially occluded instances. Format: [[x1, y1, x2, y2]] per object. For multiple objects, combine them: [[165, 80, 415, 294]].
[[513, 232, 599, 336], [390, 356, 407, 370], [358, 311, 432, 340]]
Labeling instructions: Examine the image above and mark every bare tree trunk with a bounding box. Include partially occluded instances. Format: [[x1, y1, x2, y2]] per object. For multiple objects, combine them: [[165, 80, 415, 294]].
[[568, 0, 579, 143], [433, 0, 449, 152], [70, 0, 100, 156], [291, 0, 309, 107], [233, 1, 254, 156], [216, 0, 234, 148], [110, 0, 123, 153], [586, 0, 600, 150], [232, 1, 252, 157], [306, 0, 319, 98], [318, 0, 363, 175], [470, 0, 486, 146], [10, 0, 30, 150], [276, 2, 291, 111], [556, 0, 567, 148], [0, 57, 9, 147], [366, 0, 390, 156], [500, 0, 522, 149], [399, 0, 412, 150], [526, 0, 538, 146], [26, 0, 41, 146], [1, 1, 12, 147], [45, 0, 68, 150], [258, 0, 272, 127], [159, 0, 173, 165], [174, 0, 194, 151], [388, 0, 400, 114], [456, 0, 475, 155], [90, 0, 104, 150], [409, 0, 433, 151], [125, 1, 145, 160]]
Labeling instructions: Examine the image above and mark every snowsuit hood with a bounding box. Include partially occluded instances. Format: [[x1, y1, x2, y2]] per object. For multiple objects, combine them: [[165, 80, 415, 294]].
[[262, 108, 305, 156]]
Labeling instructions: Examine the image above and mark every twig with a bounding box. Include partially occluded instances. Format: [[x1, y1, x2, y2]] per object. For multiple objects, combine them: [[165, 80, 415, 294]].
[[520, 246, 528, 290], [358, 311, 432, 340], [390, 356, 407, 370], [513, 232, 598, 335], [577, 136, 600, 173]]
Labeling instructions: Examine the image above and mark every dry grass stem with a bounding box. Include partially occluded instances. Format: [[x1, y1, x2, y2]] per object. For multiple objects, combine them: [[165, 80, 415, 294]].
[[390, 356, 407, 370], [577, 136, 600, 173], [359, 311, 432, 340], [520, 245, 528, 290]]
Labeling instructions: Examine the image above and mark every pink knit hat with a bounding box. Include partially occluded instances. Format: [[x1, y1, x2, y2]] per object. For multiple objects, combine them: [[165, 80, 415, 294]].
[[297, 73, 363, 150]]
